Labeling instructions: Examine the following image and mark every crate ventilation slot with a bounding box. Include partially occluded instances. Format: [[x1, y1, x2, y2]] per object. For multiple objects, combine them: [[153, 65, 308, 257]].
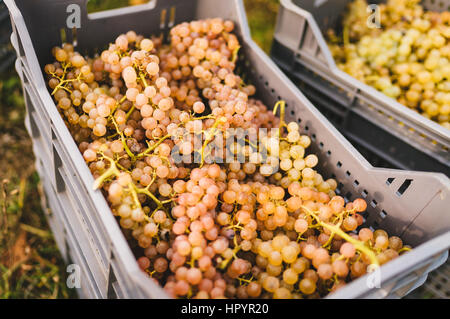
[[396, 179, 412, 196], [107, 255, 118, 299], [361, 189, 368, 198], [386, 178, 395, 186], [169, 6, 176, 27], [72, 27, 78, 47], [160, 8, 167, 29], [60, 28, 67, 44]]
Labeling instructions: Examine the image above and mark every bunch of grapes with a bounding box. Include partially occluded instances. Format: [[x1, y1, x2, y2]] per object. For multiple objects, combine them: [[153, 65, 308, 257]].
[[328, 0, 450, 128], [44, 17, 411, 299]]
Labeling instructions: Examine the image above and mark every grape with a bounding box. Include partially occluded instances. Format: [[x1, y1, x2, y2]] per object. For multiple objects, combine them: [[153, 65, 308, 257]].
[[317, 263, 333, 280], [281, 245, 298, 263], [246, 282, 262, 298], [332, 260, 349, 278], [351, 261, 366, 278], [154, 257, 168, 273], [291, 257, 308, 274], [268, 251, 283, 266], [302, 244, 316, 259], [282, 268, 298, 285], [388, 236, 403, 251], [137, 256, 151, 270], [312, 247, 330, 267], [375, 235, 389, 250], [340, 242, 356, 258], [299, 278, 316, 295], [186, 267, 202, 285], [262, 276, 279, 293], [359, 228, 373, 242]]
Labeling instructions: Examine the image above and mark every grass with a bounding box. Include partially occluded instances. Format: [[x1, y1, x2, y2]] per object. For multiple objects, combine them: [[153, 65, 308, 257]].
[[0, 70, 76, 299], [244, 0, 280, 53]]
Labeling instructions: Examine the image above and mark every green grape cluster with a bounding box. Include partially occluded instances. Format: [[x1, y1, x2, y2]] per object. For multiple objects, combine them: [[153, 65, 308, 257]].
[[328, 0, 450, 129]]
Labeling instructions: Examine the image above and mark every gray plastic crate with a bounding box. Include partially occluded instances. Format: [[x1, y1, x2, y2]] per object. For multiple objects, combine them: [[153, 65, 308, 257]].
[[271, 0, 450, 175], [6, 0, 450, 299]]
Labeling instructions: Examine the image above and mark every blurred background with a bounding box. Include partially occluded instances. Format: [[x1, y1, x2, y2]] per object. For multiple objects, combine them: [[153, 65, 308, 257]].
[[0, 0, 443, 299]]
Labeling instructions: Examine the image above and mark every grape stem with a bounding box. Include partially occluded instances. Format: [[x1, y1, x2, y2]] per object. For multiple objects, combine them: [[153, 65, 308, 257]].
[[219, 237, 241, 270], [323, 214, 344, 248], [125, 104, 136, 121], [191, 114, 215, 121], [244, 138, 258, 149], [136, 134, 172, 159], [144, 171, 157, 191], [93, 155, 120, 190], [139, 73, 149, 88], [110, 95, 128, 115], [301, 205, 380, 266], [50, 62, 78, 95], [93, 154, 168, 215], [398, 246, 411, 253], [93, 155, 143, 212], [128, 181, 143, 211], [237, 275, 254, 286], [231, 46, 240, 63], [146, 269, 156, 277], [110, 115, 136, 161], [200, 116, 227, 168], [272, 100, 286, 138], [188, 256, 196, 268], [134, 184, 163, 209], [343, 24, 350, 47]]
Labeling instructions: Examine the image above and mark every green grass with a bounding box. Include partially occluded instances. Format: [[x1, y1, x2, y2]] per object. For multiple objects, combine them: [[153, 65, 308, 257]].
[[87, 0, 131, 13], [0, 70, 76, 299], [244, 0, 280, 53]]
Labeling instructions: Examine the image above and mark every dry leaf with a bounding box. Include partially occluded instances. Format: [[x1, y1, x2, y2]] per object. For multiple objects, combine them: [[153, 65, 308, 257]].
[[6, 230, 29, 267]]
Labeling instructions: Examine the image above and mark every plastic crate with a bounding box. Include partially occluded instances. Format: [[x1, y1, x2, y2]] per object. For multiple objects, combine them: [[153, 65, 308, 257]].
[[271, 0, 450, 175], [0, 0, 15, 71], [6, 0, 450, 299]]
